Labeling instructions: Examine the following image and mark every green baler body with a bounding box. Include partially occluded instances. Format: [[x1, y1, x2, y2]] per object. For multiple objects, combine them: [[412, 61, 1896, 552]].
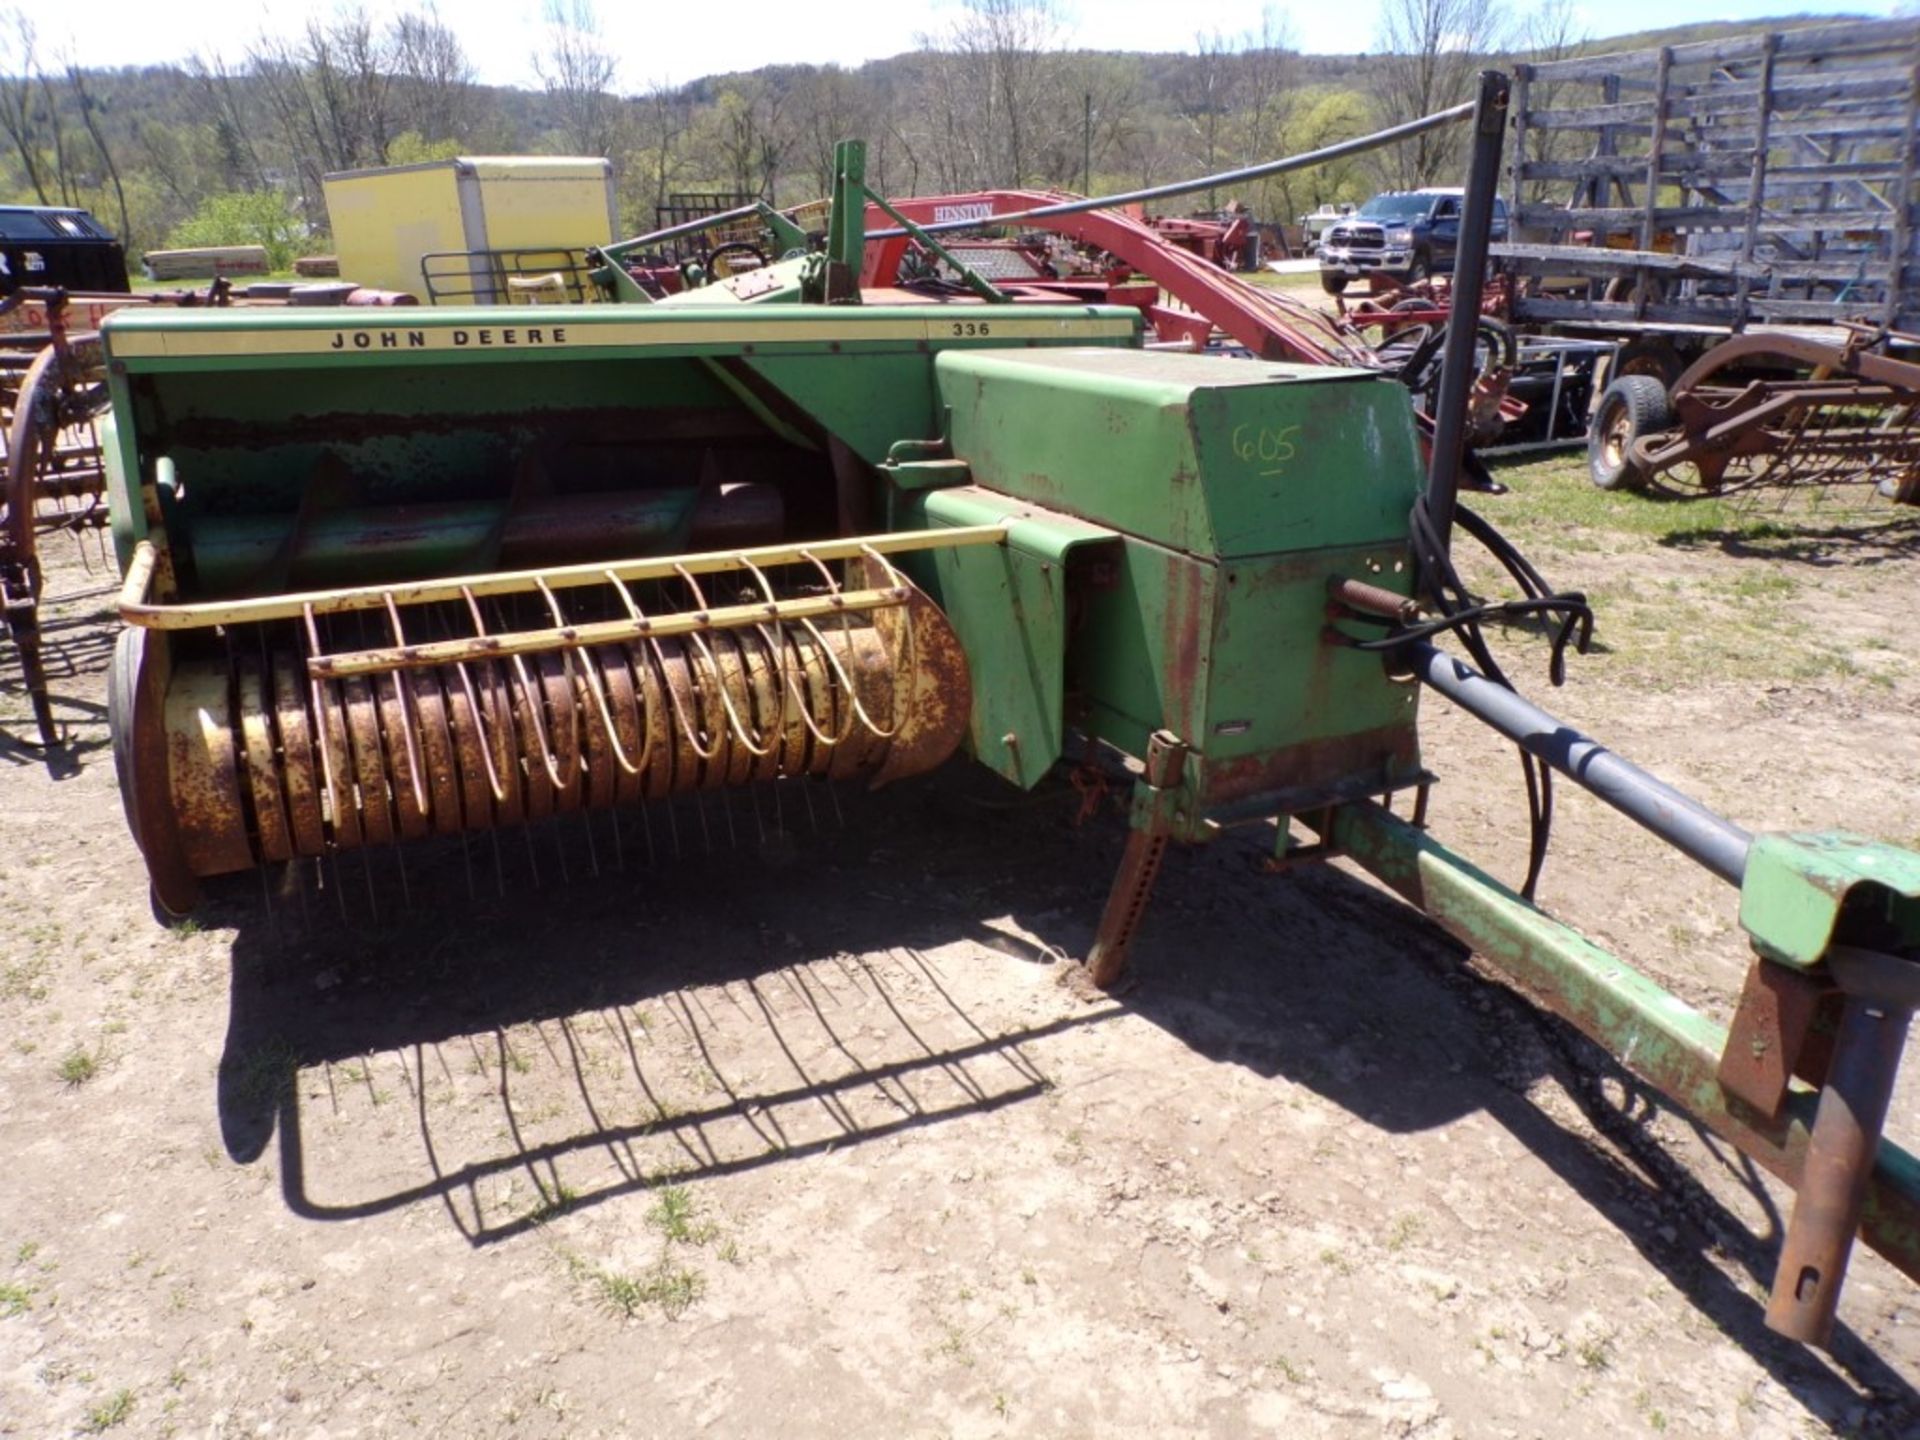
[[101, 302, 1425, 827]]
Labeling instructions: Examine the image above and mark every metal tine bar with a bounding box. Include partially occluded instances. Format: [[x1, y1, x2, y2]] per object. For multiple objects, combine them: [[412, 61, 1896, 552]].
[[673, 562, 775, 758], [530, 579, 605, 792], [860, 542, 917, 737], [638, 798, 657, 864], [120, 524, 1012, 629], [302, 604, 347, 850], [459, 830, 477, 903], [735, 555, 793, 763], [359, 844, 380, 923], [380, 593, 431, 814], [393, 837, 413, 909], [468, 589, 565, 791], [598, 572, 657, 777], [579, 810, 601, 878], [648, 634, 724, 761], [768, 558, 859, 750], [536, 575, 643, 778], [453, 587, 510, 804], [326, 850, 349, 922], [798, 550, 899, 740], [522, 822, 543, 888], [488, 824, 507, 896]]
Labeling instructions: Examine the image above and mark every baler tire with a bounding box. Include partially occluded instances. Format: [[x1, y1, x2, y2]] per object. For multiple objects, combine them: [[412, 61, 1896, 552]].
[[1320, 272, 1348, 296], [1589, 375, 1672, 491]]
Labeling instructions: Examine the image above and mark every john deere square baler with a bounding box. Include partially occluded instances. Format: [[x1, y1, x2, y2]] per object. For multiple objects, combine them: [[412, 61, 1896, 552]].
[[93, 118, 1920, 1352]]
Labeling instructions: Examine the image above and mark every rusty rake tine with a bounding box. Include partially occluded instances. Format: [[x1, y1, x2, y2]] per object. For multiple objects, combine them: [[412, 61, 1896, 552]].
[[465, 586, 564, 789], [580, 810, 601, 879], [649, 634, 723, 761], [736, 555, 792, 739], [302, 606, 347, 847], [532, 577, 637, 785], [455, 587, 511, 804], [673, 562, 771, 756], [381, 593, 431, 815], [798, 550, 899, 740], [510, 652, 567, 789], [860, 542, 918, 736]]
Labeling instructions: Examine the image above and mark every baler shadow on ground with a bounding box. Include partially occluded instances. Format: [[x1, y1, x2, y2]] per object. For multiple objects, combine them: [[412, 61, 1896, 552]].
[[203, 760, 1917, 1428]]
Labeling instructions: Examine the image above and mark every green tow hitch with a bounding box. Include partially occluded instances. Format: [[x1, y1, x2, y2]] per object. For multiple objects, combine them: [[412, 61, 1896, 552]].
[[1326, 801, 1920, 1338]]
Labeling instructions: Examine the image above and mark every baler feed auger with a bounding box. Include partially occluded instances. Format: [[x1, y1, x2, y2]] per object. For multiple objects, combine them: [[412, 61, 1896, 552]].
[[90, 101, 1920, 1355]]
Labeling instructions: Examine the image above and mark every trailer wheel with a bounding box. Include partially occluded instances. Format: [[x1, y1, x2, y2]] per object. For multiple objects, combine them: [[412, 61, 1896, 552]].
[[1615, 337, 1684, 388], [1589, 375, 1671, 491]]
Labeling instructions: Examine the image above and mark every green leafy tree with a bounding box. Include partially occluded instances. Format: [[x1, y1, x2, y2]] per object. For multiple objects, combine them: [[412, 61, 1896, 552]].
[[166, 189, 307, 269]]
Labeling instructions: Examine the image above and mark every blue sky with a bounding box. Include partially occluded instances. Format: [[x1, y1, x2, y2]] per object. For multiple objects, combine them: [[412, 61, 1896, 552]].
[[33, 0, 1909, 90]]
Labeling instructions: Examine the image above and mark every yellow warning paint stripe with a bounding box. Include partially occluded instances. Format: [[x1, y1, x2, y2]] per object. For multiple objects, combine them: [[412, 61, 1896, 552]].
[[103, 313, 1139, 360]]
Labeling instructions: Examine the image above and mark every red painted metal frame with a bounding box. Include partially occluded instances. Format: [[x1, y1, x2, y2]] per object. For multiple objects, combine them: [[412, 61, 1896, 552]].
[[860, 191, 1375, 368]]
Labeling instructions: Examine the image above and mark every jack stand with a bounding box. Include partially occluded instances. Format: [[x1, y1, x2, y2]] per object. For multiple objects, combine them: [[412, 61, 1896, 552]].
[[1765, 945, 1920, 1346], [1086, 730, 1188, 990]]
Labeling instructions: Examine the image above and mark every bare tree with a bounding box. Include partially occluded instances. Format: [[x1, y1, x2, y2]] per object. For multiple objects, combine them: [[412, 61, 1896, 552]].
[[535, 0, 621, 156], [704, 77, 789, 203], [1177, 30, 1234, 203], [182, 52, 270, 192], [0, 11, 53, 203], [792, 67, 873, 198], [248, 9, 400, 216], [389, 6, 473, 142], [1232, 9, 1299, 218], [629, 80, 693, 227], [65, 63, 130, 242], [1514, 0, 1587, 204], [1372, 0, 1507, 190], [918, 0, 1068, 190]]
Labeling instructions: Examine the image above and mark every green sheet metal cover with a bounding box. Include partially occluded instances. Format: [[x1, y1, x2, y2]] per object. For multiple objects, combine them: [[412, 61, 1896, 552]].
[[1740, 832, 1920, 969], [934, 348, 1422, 559]]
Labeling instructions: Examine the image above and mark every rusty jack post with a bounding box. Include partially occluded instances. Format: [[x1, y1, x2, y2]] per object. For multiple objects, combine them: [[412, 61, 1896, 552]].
[[1765, 946, 1920, 1347], [1086, 730, 1188, 990]]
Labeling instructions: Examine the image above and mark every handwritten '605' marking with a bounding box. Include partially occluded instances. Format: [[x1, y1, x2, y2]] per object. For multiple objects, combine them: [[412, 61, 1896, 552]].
[[1231, 423, 1301, 477]]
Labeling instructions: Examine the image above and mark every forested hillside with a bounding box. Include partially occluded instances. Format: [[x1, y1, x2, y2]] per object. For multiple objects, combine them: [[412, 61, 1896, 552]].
[[0, 2, 1876, 265]]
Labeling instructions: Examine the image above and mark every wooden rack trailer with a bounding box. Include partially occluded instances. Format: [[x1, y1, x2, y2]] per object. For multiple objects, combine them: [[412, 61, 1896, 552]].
[[1494, 19, 1920, 496]]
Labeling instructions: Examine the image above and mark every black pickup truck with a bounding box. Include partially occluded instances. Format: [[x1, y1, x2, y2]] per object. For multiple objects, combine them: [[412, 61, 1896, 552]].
[[1317, 188, 1508, 295], [0, 206, 129, 296]]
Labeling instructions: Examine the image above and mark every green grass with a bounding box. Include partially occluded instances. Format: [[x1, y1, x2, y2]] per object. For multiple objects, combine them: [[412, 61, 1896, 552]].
[[0, 1281, 34, 1316], [645, 1185, 716, 1246], [590, 1260, 704, 1319], [224, 1038, 298, 1106], [81, 1390, 135, 1433], [57, 1047, 100, 1087], [1484, 454, 1794, 545], [1463, 453, 1915, 693]]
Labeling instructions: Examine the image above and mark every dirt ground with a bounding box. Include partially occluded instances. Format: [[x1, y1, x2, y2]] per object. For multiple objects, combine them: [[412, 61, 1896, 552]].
[[2, 468, 1918, 1439]]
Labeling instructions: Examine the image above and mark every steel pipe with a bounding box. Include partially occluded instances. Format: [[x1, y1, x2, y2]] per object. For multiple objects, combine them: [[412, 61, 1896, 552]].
[[867, 101, 1477, 242], [1407, 640, 1753, 885], [1424, 71, 1512, 556]]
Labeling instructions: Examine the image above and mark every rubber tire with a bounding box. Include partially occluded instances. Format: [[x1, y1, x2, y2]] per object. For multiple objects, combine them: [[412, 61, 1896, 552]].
[[1320, 271, 1348, 296], [1588, 374, 1672, 491], [1405, 257, 1430, 286], [1614, 337, 1685, 389]]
